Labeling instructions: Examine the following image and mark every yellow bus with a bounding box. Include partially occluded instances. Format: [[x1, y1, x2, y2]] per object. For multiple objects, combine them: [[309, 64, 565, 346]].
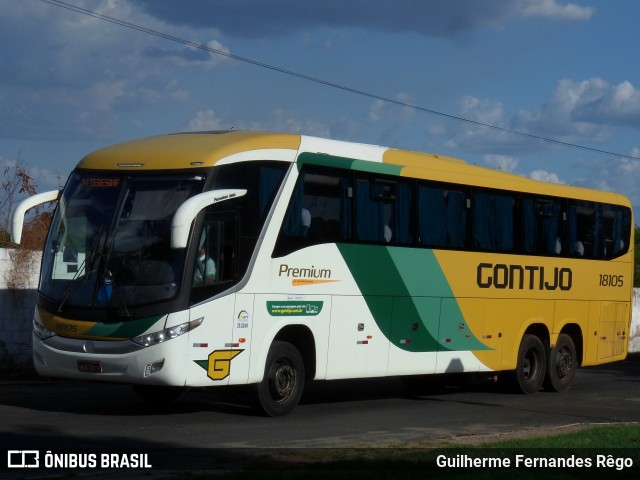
[[13, 131, 633, 416]]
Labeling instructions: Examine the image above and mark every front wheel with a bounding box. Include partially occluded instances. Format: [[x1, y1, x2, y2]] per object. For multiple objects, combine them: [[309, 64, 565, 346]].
[[252, 341, 305, 417], [512, 334, 546, 394], [545, 333, 577, 393]]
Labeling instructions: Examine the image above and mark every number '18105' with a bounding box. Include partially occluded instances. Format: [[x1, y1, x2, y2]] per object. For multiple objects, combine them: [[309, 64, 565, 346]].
[[599, 274, 624, 287]]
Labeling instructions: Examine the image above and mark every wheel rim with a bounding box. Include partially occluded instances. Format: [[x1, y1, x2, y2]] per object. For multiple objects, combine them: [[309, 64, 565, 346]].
[[555, 347, 573, 379], [523, 348, 540, 382], [268, 360, 296, 403]]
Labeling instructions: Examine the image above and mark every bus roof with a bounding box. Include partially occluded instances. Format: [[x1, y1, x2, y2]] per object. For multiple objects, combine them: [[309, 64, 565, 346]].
[[384, 149, 629, 206], [76, 130, 630, 207], [77, 131, 302, 171]]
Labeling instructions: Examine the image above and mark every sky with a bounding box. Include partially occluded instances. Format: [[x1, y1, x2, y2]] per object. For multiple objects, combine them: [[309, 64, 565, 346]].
[[2, 0, 640, 213]]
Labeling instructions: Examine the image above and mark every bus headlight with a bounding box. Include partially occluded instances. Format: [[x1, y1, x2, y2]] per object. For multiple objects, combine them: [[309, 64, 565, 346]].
[[34, 317, 56, 340], [131, 318, 203, 347]]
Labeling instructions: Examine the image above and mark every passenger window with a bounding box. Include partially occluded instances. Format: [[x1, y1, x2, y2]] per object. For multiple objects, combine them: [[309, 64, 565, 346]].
[[522, 198, 563, 255], [568, 201, 597, 257], [599, 204, 630, 259], [274, 169, 353, 256], [418, 184, 468, 248], [356, 177, 413, 244], [274, 167, 632, 261], [473, 191, 515, 252]]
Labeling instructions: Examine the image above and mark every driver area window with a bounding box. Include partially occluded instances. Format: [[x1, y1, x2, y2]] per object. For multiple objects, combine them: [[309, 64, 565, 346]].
[[190, 212, 239, 303]]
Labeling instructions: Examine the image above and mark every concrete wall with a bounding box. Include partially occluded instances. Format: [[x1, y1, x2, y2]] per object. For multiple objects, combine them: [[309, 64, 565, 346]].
[[631, 289, 640, 353], [0, 247, 639, 367], [0, 248, 40, 366]]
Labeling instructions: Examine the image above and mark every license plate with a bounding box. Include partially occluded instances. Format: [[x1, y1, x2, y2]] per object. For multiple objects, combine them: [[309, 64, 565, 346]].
[[77, 360, 103, 373]]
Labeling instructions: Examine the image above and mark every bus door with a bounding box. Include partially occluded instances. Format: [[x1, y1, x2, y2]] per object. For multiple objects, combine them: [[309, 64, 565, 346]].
[[326, 295, 390, 379], [186, 213, 241, 386], [387, 297, 439, 376]]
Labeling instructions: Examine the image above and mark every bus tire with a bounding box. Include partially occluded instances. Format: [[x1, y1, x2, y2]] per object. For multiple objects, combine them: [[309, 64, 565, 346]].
[[545, 333, 577, 393], [512, 334, 546, 394], [132, 385, 183, 405], [252, 341, 305, 417]]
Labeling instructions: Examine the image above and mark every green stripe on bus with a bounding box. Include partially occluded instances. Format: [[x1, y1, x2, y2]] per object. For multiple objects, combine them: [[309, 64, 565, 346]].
[[85, 315, 165, 339], [297, 153, 354, 170], [297, 153, 403, 176], [351, 159, 403, 176], [337, 244, 487, 352]]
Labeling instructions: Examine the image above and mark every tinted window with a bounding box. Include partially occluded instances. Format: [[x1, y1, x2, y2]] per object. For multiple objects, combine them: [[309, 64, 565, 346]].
[[356, 177, 413, 244], [418, 184, 468, 248], [274, 168, 353, 256]]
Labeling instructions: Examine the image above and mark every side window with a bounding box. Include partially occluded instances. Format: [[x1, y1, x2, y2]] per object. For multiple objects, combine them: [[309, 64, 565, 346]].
[[568, 201, 597, 257], [522, 198, 563, 255], [599, 204, 631, 259], [356, 177, 413, 245], [473, 191, 515, 252], [191, 211, 239, 301], [274, 168, 353, 256], [418, 184, 468, 248]]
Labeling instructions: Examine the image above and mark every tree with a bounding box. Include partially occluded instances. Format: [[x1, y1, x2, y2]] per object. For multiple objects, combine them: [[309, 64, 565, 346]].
[[0, 156, 52, 250], [1, 156, 53, 291]]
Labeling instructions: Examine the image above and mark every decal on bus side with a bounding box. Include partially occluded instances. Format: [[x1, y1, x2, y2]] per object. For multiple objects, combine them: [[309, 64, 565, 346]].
[[337, 244, 489, 354], [476, 263, 573, 291], [194, 350, 243, 381], [267, 301, 324, 316], [278, 263, 340, 286]]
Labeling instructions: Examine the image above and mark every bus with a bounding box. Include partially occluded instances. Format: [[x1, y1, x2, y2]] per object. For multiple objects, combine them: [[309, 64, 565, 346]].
[[12, 131, 633, 416]]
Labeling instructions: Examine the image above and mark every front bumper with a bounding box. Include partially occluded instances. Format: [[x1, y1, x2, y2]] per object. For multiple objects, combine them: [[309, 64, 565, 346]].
[[32, 332, 188, 386]]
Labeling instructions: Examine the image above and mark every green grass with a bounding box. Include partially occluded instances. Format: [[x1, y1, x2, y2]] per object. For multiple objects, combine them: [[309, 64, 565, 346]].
[[482, 424, 640, 448], [164, 424, 640, 480]]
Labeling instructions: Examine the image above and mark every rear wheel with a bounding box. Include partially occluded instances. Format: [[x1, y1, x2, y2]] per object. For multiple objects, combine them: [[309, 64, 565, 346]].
[[512, 334, 546, 394], [252, 341, 305, 417], [545, 333, 577, 393]]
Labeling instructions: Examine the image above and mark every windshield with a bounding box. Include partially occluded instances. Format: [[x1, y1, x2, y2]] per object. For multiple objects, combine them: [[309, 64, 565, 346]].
[[40, 161, 290, 316], [40, 173, 205, 311]]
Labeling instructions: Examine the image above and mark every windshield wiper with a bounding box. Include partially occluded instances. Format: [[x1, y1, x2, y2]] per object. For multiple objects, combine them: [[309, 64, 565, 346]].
[[98, 270, 131, 318], [56, 226, 103, 313], [55, 258, 86, 313]]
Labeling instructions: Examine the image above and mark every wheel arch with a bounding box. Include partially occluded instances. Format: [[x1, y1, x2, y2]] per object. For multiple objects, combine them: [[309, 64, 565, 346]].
[[502, 322, 551, 371], [273, 324, 317, 381], [557, 323, 584, 366], [524, 323, 550, 347]]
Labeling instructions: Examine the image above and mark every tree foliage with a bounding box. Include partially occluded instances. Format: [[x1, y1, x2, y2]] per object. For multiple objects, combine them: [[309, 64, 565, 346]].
[[0, 157, 53, 250]]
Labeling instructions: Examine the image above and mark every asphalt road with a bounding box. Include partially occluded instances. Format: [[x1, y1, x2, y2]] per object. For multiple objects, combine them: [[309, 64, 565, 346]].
[[1, 359, 639, 452]]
